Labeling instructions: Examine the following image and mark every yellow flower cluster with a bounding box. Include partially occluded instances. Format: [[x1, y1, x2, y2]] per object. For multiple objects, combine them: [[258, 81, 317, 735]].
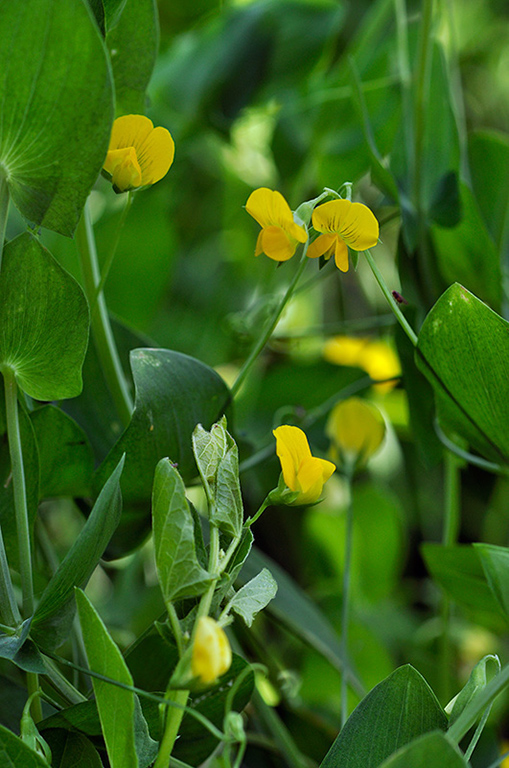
[[245, 188, 379, 271]]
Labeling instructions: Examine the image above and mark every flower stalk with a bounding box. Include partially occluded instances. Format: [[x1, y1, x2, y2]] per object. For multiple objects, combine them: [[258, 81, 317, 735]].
[[340, 463, 355, 728], [363, 248, 418, 346], [75, 202, 133, 429]]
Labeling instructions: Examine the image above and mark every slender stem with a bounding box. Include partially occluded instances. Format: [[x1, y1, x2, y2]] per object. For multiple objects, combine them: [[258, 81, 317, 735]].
[[75, 203, 133, 428], [91, 192, 133, 310], [245, 497, 271, 528], [394, 0, 415, 187], [3, 368, 33, 618], [231, 247, 310, 398], [413, 0, 435, 213], [194, 525, 221, 627], [340, 467, 355, 728], [364, 249, 418, 346], [43, 657, 87, 705], [0, 171, 10, 271], [167, 603, 184, 657], [26, 673, 42, 723], [153, 689, 190, 768]]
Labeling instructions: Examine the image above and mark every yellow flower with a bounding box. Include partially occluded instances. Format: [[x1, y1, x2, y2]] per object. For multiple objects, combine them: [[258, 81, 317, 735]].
[[273, 425, 335, 505], [327, 398, 385, 468], [323, 335, 400, 393], [103, 114, 175, 193], [307, 199, 379, 272], [245, 188, 308, 261], [191, 617, 232, 685]]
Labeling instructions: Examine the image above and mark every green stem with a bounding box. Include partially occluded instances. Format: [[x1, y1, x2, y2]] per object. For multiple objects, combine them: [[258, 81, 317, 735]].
[[231, 246, 310, 398], [3, 368, 33, 618], [340, 467, 355, 728], [75, 203, 133, 428], [153, 688, 190, 768], [245, 497, 271, 528], [43, 657, 87, 706], [167, 603, 184, 657], [413, 0, 435, 213], [364, 249, 418, 346], [194, 525, 221, 627], [91, 192, 133, 310], [0, 171, 10, 271]]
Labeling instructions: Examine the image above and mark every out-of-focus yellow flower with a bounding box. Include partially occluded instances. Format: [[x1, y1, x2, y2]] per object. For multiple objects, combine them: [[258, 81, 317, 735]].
[[103, 115, 175, 193], [500, 741, 509, 767], [192, 617, 232, 685], [307, 199, 379, 272], [327, 397, 385, 468], [245, 188, 308, 261], [273, 425, 335, 505], [323, 335, 400, 393]]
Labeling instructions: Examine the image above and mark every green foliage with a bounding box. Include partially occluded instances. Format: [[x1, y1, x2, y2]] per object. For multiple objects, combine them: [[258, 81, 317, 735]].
[[378, 732, 469, 768], [0, 0, 113, 235]]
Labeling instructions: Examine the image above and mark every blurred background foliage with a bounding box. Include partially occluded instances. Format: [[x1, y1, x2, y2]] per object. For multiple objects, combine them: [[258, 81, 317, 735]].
[[7, 0, 509, 764]]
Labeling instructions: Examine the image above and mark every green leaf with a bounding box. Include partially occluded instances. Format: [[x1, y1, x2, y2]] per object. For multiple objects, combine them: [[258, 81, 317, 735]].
[[320, 665, 447, 768], [422, 543, 504, 628], [0, 0, 114, 236], [95, 348, 230, 502], [31, 457, 124, 651], [41, 729, 103, 768], [152, 458, 212, 603], [448, 654, 501, 726], [469, 130, 509, 254], [106, 0, 159, 114], [76, 588, 138, 768], [474, 543, 509, 618], [377, 732, 468, 768], [193, 418, 243, 537], [228, 568, 277, 627], [0, 723, 50, 766], [0, 233, 89, 401], [0, 619, 46, 674], [432, 183, 501, 310], [30, 406, 94, 498], [416, 283, 509, 465]]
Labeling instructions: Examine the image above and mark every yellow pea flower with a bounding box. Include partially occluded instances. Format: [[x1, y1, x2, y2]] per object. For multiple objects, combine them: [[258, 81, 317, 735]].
[[191, 617, 232, 685], [307, 199, 379, 272], [273, 425, 335, 505], [245, 188, 308, 261], [323, 335, 400, 393], [103, 114, 175, 193], [327, 397, 385, 468]]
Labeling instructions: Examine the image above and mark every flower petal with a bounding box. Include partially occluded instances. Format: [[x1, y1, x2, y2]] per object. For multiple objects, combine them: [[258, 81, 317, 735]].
[[246, 188, 294, 229], [108, 114, 154, 152], [192, 617, 232, 684], [306, 233, 336, 259], [296, 455, 336, 504], [137, 125, 175, 185], [334, 237, 349, 272], [104, 146, 142, 192], [327, 398, 385, 465], [273, 425, 313, 491], [311, 199, 379, 251], [261, 226, 295, 261]]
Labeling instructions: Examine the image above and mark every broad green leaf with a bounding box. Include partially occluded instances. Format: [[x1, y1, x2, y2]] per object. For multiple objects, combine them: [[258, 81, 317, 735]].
[[95, 348, 230, 501], [0, 0, 113, 236], [475, 543, 509, 618], [42, 729, 102, 768], [422, 544, 504, 628], [30, 406, 94, 498], [448, 654, 500, 726], [107, 0, 159, 114], [193, 418, 243, 537], [0, 234, 89, 401], [0, 619, 46, 674], [416, 283, 509, 465], [469, 130, 509, 254], [320, 665, 447, 768], [228, 568, 277, 627], [378, 732, 468, 768], [152, 458, 212, 603], [76, 589, 138, 768], [0, 723, 50, 767], [432, 183, 502, 310], [31, 457, 124, 651]]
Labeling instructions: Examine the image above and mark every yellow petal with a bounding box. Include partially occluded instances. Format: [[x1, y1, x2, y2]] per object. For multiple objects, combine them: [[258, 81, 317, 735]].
[[307, 233, 336, 260], [108, 114, 154, 152], [327, 397, 385, 465], [323, 336, 370, 367], [273, 425, 312, 492], [104, 147, 142, 192], [192, 617, 232, 685], [311, 199, 379, 251], [360, 341, 401, 392], [137, 125, 175, 185], [246, 188, 294, 229], [334, 238, 349, 272], [296, 455, 336, 504], [261, 226, 295, 261]]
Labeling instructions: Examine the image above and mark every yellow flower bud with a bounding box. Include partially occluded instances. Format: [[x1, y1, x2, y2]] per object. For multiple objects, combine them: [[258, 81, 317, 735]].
[[191, 617, 232, 685], [327, 398, 385, 468], [273, 425, 335, 505]]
